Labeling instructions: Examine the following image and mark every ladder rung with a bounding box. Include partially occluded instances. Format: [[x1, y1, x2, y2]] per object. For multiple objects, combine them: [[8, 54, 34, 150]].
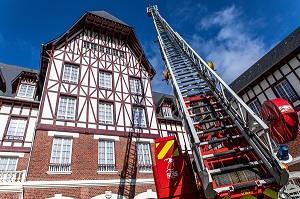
[[233, 178, 276, 190], [190, 108, 224, 117], [199, 134, 243, 146], [202, 146, 252, 159], [210, 160, 263, 175], [187, 101, 217, 110], [197, 115, 231, 124], [185, 96, 215, 104], [200, 125, 236, 134]]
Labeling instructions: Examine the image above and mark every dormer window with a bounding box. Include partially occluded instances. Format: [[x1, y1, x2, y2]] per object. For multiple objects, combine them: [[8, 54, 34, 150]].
[[162, 106, 172, 118], [17, 84, 35, 99]]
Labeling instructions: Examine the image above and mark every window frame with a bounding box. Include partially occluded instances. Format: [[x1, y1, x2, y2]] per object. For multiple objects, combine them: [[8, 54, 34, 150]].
[[130, 78, 142, 95], [248, 99, 262, 117], [162, 106, 172, 118], [57, 96, 77, 120], [274, 80, 298, 103], [62, 64, 79, 84], [99, 101, 114, 124], [49, 137, 73, 172], [132, 106, 146, 127], [99, 71, 112, 90], [136, 142, 152, 172], [17, 83, 35, 99], [0, 157, 18, 171], [98, 140, 116, 172], [5, 117, 27, 141]]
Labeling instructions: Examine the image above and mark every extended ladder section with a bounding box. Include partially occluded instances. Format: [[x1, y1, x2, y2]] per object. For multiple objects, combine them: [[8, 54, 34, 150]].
[[147, 5, 289, 199]]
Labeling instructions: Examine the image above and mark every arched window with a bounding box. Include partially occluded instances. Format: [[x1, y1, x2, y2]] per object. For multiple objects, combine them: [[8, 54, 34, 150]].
[[91, 194, 126, 199], [134, 189, 157, 199], [47, 194, 74, 199]]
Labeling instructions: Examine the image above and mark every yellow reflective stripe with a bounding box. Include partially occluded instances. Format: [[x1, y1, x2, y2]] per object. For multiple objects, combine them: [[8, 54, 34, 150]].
[[263, 188, 278, 199], [158, 140, 174, 159], [240, 196, 256, 199], [172, 147, 179, 157], [156, 143, 160, 148]]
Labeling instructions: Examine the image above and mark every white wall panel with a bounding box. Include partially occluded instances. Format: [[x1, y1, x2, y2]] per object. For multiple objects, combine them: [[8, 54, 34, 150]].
[[273, 70, 283, 80], [260, 79, 268, 90], [265, 88, 277, 100], [280, 64, 291, 75], [0, 104, 11, 114], [286, 73, 300, 94], [289, 57, 300, 69], [267, 75, 276, 84]]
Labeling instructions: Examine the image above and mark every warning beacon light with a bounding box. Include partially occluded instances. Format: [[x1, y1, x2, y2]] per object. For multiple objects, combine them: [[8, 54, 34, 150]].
[[277, 145, 289, 160]]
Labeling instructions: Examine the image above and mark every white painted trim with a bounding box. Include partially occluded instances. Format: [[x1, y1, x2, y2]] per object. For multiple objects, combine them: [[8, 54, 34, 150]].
[[48, 131, 79, 138], [0, 178, 155, 190], [287, 156, 300, 166], [94, 134, 119, 141], [138, 171, 153, 174], [46, 171, 72, 175], [132, 138, 154, 143], [0, 152, 25, 157], [97, 171, 118, 174]]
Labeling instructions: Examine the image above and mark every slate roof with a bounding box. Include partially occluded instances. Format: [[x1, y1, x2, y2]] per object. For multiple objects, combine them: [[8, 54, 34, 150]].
[[230, 26, 300, 93], [88, 11, 129, 27], [152, 91, 182, 121], [0, 62, 38, 98]]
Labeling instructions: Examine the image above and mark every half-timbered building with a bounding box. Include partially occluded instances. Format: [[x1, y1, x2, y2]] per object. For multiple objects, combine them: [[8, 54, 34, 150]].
[[0, 63, 40, 198], [229, 26, 300, 172], [24, 11, 159, 199], [152, 92, 191, 153]]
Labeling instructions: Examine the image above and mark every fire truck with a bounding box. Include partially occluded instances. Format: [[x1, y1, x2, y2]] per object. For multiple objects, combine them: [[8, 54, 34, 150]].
[[146, 5, 299, 199]]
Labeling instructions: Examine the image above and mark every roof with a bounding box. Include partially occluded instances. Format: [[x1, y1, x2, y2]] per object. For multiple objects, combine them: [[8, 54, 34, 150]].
[[0, 62, 38, 98], [152, 91, 182, 121], [230, 26, 300, 93], [41, 10, 155, 80], [88, 11, 129, 27]]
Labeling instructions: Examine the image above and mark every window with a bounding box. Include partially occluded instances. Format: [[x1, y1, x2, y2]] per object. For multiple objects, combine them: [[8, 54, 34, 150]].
[[130, 78, 141, 95], [105, 48, 111, 54], [17, 84, 35, 99], [57, 96, 76, 120], [49, 137, 72, 172], [98, 140, 115, 171], [83, 41, 90, 48], [274, 80, 298, 102], [91, 43, 98, 50], [99, 102, 113, 124], [167, 132, 178, 139], [0, 157, 17, 171], [119, 51, 125, 58], [136, 143, 152, 171], [62, 64, 79, 84], [99, 71, 112, 89], [248, 99, 262, 117], [112, 49, 118, 56], [100, 46, 105, 53], [162, 107, 172, 117], [0, 157, 18, 182], [133, 107, 146, 127], [6, 118, 26, 140]]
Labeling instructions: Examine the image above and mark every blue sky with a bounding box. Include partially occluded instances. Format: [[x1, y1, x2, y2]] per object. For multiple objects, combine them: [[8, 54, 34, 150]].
[[0, 0, 299, 94]]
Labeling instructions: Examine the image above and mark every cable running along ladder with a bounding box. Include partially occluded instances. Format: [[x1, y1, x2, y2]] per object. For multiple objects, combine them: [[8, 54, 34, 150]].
[[147, 5, 289, 199]]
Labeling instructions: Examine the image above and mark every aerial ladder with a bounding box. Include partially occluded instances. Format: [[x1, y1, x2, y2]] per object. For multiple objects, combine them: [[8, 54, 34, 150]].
[[147, 5, 289, 199]]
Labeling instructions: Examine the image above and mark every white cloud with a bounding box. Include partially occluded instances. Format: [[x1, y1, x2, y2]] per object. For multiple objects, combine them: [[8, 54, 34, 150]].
[[189, 5, 267, 83]]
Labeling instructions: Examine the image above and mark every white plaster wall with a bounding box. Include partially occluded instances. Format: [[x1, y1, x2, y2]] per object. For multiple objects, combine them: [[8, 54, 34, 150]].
[[280, 64, 291, 75], [273, 70, 283, 80], [0, 115, 9, 139], [260, 79, 268, 90], [264, 88, 277, 100], [267, 75, 276, 84], [286, 73, 300, 94], [289, 57, 300, 69]]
